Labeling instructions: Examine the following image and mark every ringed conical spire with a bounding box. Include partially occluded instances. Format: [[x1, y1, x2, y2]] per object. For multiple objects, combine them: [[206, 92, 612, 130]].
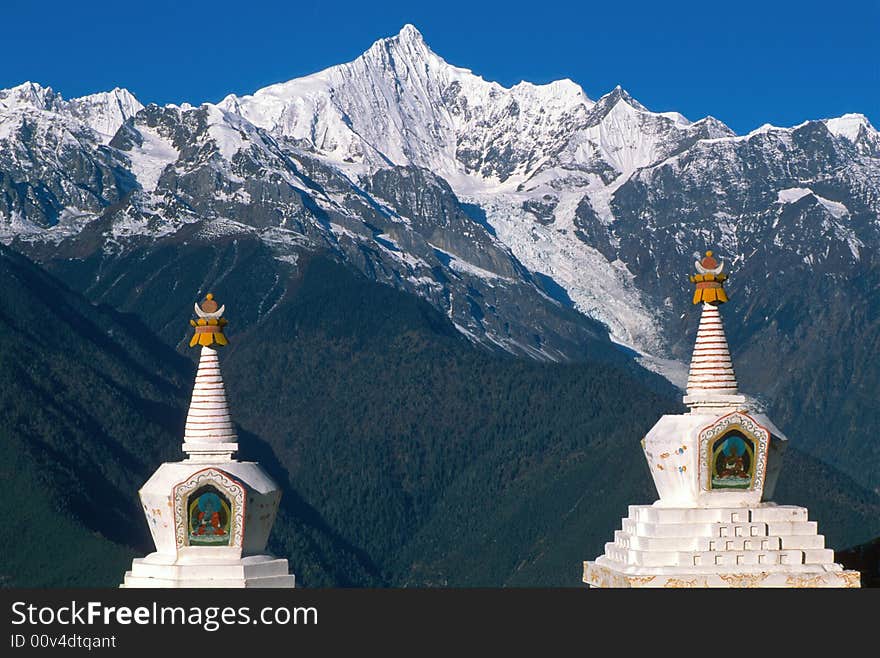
[[686, 303, 738, 395], [683, 251, 746, 411], [182, 294, 238, 461]]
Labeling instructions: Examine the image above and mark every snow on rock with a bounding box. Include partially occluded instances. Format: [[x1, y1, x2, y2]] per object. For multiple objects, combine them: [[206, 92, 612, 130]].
[[777, 187, 850, 218], [2, 27, 876, 383], [66, 88, 143, 143], [777, 187, 814, 204], [194, 217, 256, 239], [659, 111, 691, 127], [816, 197, 850, 220], [430, 243, 511, 284], [823, 113, 880, 156], [127, 124, 179, 191], [0, 82, 141, 144], [824, 113, 875, 142], [212, 25, 735, 368], [0, 82, 61, 112], [0, 82, 64, 141], [571, 92, 682, 174], [204, 104, 251, 160], [104, 208, 181, 248], [219, 24, 595, 187], [471, 192, 667, 354], [0, 210, 45, 242]]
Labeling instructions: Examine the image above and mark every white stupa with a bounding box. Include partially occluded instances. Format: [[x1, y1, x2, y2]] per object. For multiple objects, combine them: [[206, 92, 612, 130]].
[[121, 294, 296, 588], [583, 251, 861, 588]]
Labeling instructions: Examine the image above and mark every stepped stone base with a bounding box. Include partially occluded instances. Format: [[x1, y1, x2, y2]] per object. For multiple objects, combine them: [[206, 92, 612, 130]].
[[584, 504, 860, 588], [121, 553, 295, 588]]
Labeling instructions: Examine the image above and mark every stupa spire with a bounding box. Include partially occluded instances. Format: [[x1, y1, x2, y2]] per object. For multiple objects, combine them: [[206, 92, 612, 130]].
[[182, 293, 238, 462], [683, 251, 745, 411], [583, 247, 860, 588]]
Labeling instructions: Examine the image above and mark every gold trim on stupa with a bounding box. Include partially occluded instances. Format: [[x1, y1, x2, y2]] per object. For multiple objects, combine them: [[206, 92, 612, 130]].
[[689, 250, 728, 305], [189, 293, 229, 347]]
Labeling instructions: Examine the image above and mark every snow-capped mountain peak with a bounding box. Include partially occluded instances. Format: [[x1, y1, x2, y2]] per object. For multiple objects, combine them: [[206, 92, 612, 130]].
[[825, 113, 875, 140], [0, 81, 141, 144], [0, 81, 61, 112], [592, 85, 648, 114], [397, 22, 424, 41], [218, 24, 596, 186], [362, 22, 435, 64], [823, 113, 880, 156], [65, 87, 143, 142]]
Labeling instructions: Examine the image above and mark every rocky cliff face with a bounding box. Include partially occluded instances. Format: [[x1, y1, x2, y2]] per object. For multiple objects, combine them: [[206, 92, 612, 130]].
[[0, 83, 141, 234], [5, 93, 618, 363]]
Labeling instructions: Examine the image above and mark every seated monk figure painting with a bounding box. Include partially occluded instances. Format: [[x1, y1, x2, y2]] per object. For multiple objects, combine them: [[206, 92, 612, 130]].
[[188, 487, 232, 546], [710, 431, 755, 490]]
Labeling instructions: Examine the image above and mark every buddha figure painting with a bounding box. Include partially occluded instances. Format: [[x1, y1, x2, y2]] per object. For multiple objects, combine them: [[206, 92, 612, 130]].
[[188, 487, 232, 546], [711, 431, 754, 490]]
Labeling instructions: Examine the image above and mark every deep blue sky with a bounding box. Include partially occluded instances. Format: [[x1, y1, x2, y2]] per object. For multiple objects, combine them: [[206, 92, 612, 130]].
[[3, 0, 877, 134]]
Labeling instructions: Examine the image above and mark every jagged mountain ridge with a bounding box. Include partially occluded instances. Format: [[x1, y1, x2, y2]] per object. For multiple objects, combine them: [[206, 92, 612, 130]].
[[1, 79, 618, 361], [217, 26, 734, 192], [1, 25, 879, 490], [4, 24, 875, 362], [0, 81, 142, 142], [215, 25, 879, 358], [218, 24, 596, 185]]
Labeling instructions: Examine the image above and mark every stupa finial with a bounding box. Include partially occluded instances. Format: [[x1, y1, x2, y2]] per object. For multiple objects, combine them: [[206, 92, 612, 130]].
[[189, 293, 229, 347], [689, 250, 728, 305]]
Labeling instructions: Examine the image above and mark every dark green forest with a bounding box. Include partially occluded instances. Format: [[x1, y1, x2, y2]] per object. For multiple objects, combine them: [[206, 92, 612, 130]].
[[1, 245, 878, 587]]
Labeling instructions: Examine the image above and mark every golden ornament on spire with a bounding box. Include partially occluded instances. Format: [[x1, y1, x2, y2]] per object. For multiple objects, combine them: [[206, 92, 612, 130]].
[[689, 250, 729, 305], [189, 293, 229, 347]]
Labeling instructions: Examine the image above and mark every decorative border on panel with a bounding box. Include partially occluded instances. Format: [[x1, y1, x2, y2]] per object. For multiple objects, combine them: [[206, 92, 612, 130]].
[[698, 412, 769, 493], [172, 468, 247, 548]]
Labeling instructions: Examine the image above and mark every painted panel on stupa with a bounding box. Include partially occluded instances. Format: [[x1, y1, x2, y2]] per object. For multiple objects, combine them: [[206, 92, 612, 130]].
[[188, 486, 232, 546], [698, 412, 769, 494], [172, 467, 246, 548], [710, 431, 754, 490]]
